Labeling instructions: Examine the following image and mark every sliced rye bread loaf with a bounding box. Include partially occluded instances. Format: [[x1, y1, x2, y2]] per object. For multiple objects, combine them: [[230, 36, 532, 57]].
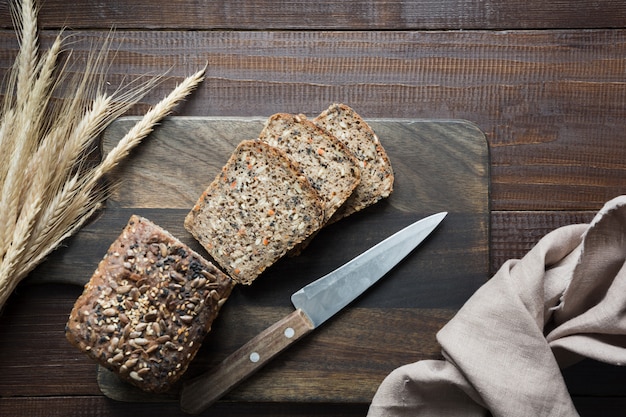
[[66, 215, 234, 393], [258, 113, 361, 224], [313, 103, 394, 221], [184, 140, 324, 285]]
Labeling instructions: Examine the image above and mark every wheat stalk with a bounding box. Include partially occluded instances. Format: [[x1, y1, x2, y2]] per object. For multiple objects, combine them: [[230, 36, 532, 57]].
[[0, 0, 205, 308]]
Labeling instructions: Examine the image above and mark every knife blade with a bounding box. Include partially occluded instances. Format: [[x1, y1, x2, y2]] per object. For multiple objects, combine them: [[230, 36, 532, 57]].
[[179, 211, 447, 414]]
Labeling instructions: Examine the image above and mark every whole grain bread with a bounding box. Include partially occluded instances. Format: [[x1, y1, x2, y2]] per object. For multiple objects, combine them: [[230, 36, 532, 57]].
[[258, 113, 361, 223], [184, 140, 324, 285], [314, 103, 394, 220], [65, 215, 234, 393]]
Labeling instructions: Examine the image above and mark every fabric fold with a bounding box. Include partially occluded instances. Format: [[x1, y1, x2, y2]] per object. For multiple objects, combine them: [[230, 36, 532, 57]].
[[368, 196, 626, 417]]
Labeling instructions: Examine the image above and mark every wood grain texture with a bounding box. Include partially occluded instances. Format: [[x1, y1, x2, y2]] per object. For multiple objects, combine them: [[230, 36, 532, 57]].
[[0, 396, 370, 417], [1, 284, 624, 414], [0, 0, 624, 414], [100, 117, 488, 213], [0, 0, 625, 30], [2, 395, 626, 417], [490, 210, 596, 273], [20, 117, 488, 403], [96, 306, 453, 404], [0, 285, 101, 397], [0, 29, 623, 211], [180, 309, 316, 413]]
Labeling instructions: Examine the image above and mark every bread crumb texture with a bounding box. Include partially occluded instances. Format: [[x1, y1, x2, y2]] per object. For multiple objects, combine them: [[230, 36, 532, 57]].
[[259, 113, 361, 223], [65, 215, 233, 393], [314, 103, 394, 220], [185, 140, 324, 285]]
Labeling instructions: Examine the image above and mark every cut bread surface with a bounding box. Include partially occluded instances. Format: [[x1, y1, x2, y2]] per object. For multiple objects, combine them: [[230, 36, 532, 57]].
[[314, 103, 394, 221], [185, 140, 324, 285], [259, 113, 361, 223]]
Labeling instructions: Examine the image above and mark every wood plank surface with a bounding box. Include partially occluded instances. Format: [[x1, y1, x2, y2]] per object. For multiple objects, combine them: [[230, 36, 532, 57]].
[[490, 211, 596, 273], [22, 116, 488, 402], [3, 395, 626, 417], [0, 1, 625, 415], [0, 29, 624, 213], [2, 395, 625, 417], [0, 396, 370, 417], [3, 283, 625, 409], [1, 1, 625, 30]]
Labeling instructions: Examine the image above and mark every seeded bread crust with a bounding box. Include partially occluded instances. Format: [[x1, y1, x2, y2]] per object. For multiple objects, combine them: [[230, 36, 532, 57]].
[[314, 103, 394, 221], [65, 215, 233, 393], [258, 113, 361, 223], [184, 140, 324, 285]]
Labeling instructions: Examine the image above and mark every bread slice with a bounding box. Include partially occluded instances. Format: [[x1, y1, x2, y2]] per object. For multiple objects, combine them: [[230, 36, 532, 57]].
[[65, 215, 234, 393], [258, 113, 361, 223], [314, 103, 394, 221], [184, 140, 324, 285]]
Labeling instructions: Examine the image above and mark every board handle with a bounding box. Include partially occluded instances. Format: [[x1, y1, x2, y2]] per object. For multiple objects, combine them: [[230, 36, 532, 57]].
[[179, 308, 315, 414]]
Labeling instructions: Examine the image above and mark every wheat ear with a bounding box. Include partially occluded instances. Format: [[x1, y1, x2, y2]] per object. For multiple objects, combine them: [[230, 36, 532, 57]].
[[0, 0, 206, 309], [96, 66, 206, 177]]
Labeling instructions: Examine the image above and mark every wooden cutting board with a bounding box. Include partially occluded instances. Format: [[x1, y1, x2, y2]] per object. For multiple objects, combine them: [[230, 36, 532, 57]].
[[30, 116, 489, 403]]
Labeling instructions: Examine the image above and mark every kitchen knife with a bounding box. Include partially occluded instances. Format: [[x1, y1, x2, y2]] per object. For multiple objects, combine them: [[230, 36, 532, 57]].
[[180, 211, 447, 414]]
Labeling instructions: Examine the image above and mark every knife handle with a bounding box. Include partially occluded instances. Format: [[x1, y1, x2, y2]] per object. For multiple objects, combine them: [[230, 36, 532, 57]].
[[179, 308, 315, 414]]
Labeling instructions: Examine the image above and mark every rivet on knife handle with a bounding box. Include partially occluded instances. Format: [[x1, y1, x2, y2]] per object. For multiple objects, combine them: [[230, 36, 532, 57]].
[[180, 308, 315, 414]]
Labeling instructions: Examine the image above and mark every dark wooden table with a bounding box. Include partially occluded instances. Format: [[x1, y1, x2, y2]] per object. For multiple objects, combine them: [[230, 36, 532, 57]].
[[1, 1, 625, 416]]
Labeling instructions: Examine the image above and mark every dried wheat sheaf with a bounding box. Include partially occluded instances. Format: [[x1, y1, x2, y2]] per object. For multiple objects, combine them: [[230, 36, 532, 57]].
[[0, 0, 205, 308]]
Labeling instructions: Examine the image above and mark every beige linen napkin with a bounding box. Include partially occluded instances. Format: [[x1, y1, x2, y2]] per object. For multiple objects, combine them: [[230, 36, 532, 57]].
[[368, 196, 626, 417]]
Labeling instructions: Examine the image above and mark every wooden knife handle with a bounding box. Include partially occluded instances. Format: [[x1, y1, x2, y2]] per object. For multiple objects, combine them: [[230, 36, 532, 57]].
[[179, 308, 315, 414]]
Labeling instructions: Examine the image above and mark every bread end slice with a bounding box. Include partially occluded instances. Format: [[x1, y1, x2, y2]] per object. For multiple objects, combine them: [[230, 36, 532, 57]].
[[259, 113, 361, 223], [314, 103, 394, 220]]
